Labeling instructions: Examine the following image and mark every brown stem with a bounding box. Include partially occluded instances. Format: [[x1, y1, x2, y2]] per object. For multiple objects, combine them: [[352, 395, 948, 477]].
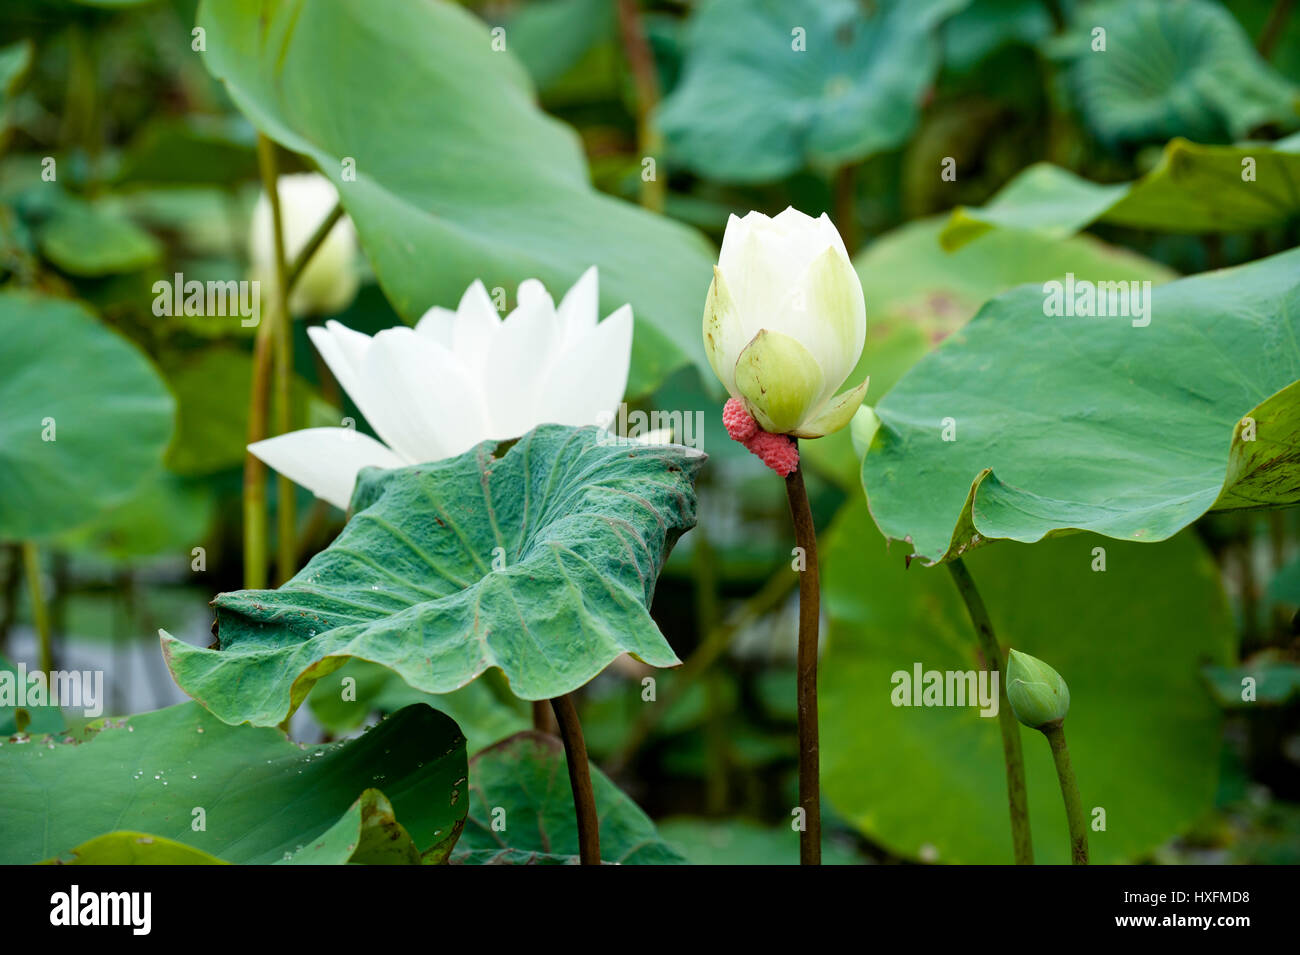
[[833, 164, 859, 254], [947, 557, 1034, 864], [531, 699, 557, 735], [1258, 0, 1296, 58], [616, 0, 665, 212], [784, 456, 821, 865], [550, 693, 600, 864]]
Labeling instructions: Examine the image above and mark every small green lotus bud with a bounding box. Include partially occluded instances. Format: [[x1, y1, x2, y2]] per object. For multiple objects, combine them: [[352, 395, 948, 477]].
[[1006, 649, 1070, 729]]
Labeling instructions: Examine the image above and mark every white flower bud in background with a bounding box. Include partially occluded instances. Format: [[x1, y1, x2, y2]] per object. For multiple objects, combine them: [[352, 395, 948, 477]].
[[249, 172, 359, 316]]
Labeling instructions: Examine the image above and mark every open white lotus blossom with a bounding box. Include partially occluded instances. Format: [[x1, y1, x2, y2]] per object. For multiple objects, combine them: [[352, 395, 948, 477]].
[[250, 172, 359, 316], [249, 268, 633, 509], [704, 207, 868, 437]]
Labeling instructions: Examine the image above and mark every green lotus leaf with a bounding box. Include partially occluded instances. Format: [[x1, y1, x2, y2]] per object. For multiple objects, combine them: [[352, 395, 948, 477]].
[[656, 0, 968, 183], [196, 0, 717, 396], [308, 659, 530, 754], [941, 135, 1300, 250], [452, 731, 685, 864], [863, 247, 1300, 565], [43, 832, 228, 865], [821, 499, 1232, 863], [803, 216, 1176, 489], [0, 291, 174, 540], [1057, 0, 1299, 146], [0, 702, 467, 865], [162, 425, 703, 726]]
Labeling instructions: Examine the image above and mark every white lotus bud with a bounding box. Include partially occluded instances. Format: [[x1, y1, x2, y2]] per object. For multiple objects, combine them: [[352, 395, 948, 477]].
[[703, 207, 868, 438], [249, 173, 359, 316]]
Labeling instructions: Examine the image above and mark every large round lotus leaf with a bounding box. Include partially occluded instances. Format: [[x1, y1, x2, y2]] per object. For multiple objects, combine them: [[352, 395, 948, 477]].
[[195, 0, 716, 396], [0, 702, 467, 865], [1059, 0, 1299, 146], [942, 135, 1300, 250], [0, 291, 174, 540], [452, 731, 685, 864], [820, 499, 1232, 864], [863, 248, 1300, 565], [656, 0, 967, 183], [162, 425, 703, 726], [803, 218, 1175, 489]]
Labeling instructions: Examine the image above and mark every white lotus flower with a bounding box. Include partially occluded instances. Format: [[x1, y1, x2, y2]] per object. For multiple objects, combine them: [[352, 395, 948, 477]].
[[703, 207, 868, 437], [249, 268, 632, 509], [250, 172, 359, 316]]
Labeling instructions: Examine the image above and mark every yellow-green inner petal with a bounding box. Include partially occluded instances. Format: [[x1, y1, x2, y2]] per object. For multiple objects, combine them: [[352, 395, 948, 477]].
[[734, 328, 825, 434]]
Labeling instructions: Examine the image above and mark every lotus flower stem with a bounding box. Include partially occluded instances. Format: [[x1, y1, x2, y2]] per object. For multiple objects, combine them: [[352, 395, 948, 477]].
[[531, 700, 557, 735], [1258, 0, 1296, 58], [832, 164, 858, 254], [549, 693, 601, 864], [1042, 721, 1088, 864], [615, 0, 665, 213], [784, 455, 822, 865], [20, 542, 52, 674], [946, 558, 1034, 864], [245, 136, 345, 588], [254, 137, 299, 587]]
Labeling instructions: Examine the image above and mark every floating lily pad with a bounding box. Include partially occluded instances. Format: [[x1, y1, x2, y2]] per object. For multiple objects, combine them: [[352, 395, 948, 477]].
[[0, 291, 174, 540], [196, 0, 717, 396], [657, 0, 967, 182], [162, 425, 703, 726], [452, 731, 685, 864], [0, 702, 467, 865], [820, 499, 1232, 863], [863, 248, 1300, 564]]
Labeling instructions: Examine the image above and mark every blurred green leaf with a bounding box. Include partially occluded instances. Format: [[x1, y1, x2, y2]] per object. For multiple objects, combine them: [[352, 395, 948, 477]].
[[37, 197, 162, 276], [658, 0, 968, 182], [1056, 0, 1299, 146], [0, 702, 467, 865], [453, 730, 685, 864], [942, 136, 1300, 250], [864, 248, 1300, 564], [659, 817, 865, 864], [821, 500, 1232, 863], [114, 115, 258, 186], [1203, 652, 1300, 708], [0, 291, 174, 540], [495, 0, 616, 92], [162, 426, 702, 726], [196, 0, 717, 396], [55, 469, 214, 561]]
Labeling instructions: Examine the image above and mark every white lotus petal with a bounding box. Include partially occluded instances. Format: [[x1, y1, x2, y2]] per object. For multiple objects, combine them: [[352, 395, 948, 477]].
[[540, 304, 632, 428], [450, 279, 501, 373], [248, 427, 405, 510], [308, 320, 373, 409], [360, 327, 492, 461], [484, 283, 563, 437], [557, 266, 598, 341], [414, 305, 456, 349]]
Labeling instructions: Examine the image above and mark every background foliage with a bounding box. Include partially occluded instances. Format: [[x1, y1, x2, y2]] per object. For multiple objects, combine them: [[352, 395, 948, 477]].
[[1, 0, 1299, 864]]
